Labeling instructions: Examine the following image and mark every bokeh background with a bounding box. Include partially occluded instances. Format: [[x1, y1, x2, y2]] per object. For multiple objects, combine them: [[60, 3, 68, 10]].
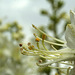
[[0, 0, 75, 75], [0, 0, 75, 41]]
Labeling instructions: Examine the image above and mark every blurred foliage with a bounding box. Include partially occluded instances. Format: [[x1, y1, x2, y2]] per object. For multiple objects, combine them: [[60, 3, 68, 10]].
[[0, 21, 25, 75], [0, 21, 24, 41]]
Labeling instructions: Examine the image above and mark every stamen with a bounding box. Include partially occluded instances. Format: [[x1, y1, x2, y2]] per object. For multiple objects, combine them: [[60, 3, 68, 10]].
[[32, 24, 66, 43], [36, 57, 72, 67], [51, 45, 57, 51], [66, 67, 71, 75], [20, 48, 23, 51], [19, 43, 22, 47], [39, 60, 42, 63], [34, 33, 66, 47], [42, 34, 46, 40], [48, 66, 68, 69], [28, 42, 31, 46], [28, 46, 32, 50], [36, 42, 40, 49], [35, 37, 40, 42], [35, 37, 40, 49], [59, 62, 74, 66], [42, 34, 49, 51]]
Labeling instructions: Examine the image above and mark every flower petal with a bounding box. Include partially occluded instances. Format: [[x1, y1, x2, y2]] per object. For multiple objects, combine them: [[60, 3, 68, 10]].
[[65, 24, 75, 49], [65, 10, 75, 49], [70, 10, 75, 25]]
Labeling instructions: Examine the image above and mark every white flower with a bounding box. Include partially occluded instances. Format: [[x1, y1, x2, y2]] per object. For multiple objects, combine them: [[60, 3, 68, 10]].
[[19, 10, 75, 74]]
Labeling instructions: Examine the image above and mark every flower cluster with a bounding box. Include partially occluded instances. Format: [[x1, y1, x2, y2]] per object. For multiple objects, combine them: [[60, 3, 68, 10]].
[[19, 10, 75, 75]]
